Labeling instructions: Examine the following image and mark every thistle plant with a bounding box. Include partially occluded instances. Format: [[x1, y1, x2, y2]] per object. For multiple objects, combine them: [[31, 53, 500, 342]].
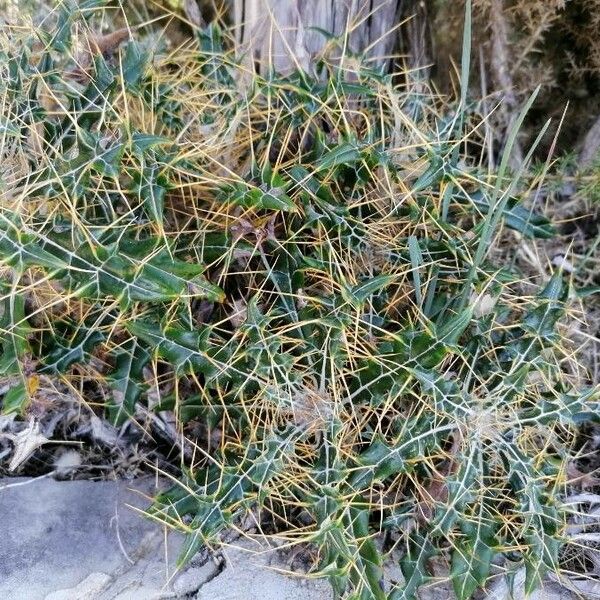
[[1, 2, 598, 599]]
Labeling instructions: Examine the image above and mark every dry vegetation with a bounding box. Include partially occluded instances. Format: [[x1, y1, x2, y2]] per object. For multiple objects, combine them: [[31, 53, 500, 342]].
[[1, 1, 600, 599]]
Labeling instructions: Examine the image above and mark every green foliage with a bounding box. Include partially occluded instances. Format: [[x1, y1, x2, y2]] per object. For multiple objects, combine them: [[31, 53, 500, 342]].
[[0, 4, 597, 599]]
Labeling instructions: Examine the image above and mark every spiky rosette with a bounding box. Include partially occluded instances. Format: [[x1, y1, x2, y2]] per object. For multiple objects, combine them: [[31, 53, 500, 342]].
[[0, 3, 597, 599]]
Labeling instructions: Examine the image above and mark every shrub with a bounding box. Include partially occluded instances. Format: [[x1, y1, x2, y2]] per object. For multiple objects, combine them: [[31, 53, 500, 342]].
[[0, 2, 597, 598]]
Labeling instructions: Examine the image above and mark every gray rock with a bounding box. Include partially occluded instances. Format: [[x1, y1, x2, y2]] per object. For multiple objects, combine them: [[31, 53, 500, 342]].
[[45, 573, 113, 600], [172, 563, 221, 595], [195, 540, 331, 600], [0, 477, 330, 600], [0, 476, 178, 600]]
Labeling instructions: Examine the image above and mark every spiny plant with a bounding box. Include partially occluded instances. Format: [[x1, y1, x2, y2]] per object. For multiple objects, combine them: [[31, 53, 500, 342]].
[[1, 2, 598, 598]]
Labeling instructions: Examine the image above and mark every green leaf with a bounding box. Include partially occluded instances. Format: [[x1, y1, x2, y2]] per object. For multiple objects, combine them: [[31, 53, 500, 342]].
[[2, 381, 29, 414], [0, 223, 71, 272], [196, 23, 235, 88], [451, 523, 496, 600], [130, 133, 170, 157], [0, 119, 20, 137], [410, 368, 470, 417], [133, 162, 168, 225], [226, 183, 297, 212], [0, 224, 224, 305], [411, 155, 445, 194], [505, 449, 561, 596], [346, 507, 386, 600], [342, 275, 394, 308], [91, 142, 125, 178], [47, 0, 75, 52], [0, 286, 33, 414], [148, 431, 296, 568], [350, 436, 409, 489], [267, 249, 302, 319], [121, 41, 150, 91], [502, 203, 555, 239], [314, 143, 361, 172], [522, 272, 565, 339], [127, 321, 210, 374], [107, 340, 150, 425], [463, 190, 555, 239], [393, 533, 436, 600], [89, 53, 115, 92], [436, 308, 472, 346], [521, 388, 600, 426], [42, 328, 105, 373], [576, 285, 600, 298], [408, 235, 424, 306]]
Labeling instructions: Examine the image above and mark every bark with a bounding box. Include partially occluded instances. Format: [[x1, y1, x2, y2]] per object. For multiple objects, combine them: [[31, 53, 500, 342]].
[[232, 0, 406, 74], [405, 0, 431, 73], [488, 0, 523, 165]]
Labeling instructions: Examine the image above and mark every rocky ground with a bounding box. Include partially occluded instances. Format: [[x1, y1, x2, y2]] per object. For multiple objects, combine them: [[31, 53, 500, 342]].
[[0, 477, 331, 600]]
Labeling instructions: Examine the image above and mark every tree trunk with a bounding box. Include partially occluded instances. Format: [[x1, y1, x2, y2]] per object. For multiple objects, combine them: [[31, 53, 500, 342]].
[[232, 0, 407, 74]]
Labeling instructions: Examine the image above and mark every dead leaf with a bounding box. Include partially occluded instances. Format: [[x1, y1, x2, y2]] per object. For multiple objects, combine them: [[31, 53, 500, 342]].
[[292, 388, 333, 432], [88, 28, 131, 57], [471, 292, 497, 318], [89, 414, 119, 446], [567, 462, 600, 489], [229, 298, 248, 328], [54, 449, 83, 475], [184, 0, 204, 27], [6, 419, 49, 471], [0, 413, 16, 432], [552, 254, 575, 273], [68, 28, 132, 82], [416, 431, 461, 523]]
